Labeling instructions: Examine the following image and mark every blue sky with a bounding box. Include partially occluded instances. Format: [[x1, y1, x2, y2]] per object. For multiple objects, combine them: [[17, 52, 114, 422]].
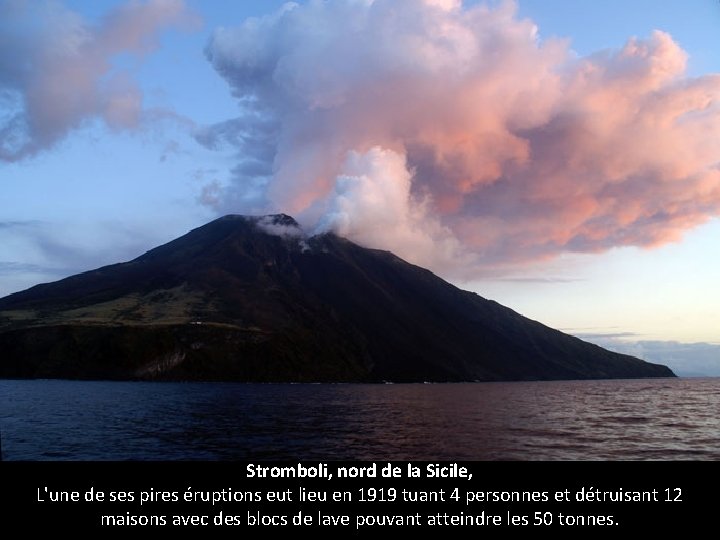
[[2, 0, 719, 375]]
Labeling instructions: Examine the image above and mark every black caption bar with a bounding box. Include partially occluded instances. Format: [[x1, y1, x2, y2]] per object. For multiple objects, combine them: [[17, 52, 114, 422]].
[[0, 462, 709, 534]]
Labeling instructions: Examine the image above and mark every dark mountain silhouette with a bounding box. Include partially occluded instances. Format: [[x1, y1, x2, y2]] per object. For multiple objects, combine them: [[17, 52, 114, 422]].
[[0, 214, 674, 381]]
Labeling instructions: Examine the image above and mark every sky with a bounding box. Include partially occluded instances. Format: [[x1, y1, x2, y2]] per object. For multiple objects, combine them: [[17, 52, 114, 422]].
[[1, 0, 719, 375]]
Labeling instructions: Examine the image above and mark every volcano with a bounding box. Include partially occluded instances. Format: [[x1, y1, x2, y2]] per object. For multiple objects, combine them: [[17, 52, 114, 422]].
[[0, 214, 674, 381]]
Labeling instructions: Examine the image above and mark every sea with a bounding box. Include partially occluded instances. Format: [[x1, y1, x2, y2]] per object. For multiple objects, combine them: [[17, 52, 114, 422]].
[[1, 377, 718, 461]]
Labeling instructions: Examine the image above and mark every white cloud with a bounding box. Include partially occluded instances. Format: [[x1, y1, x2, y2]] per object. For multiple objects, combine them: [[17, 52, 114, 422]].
[[0, 0, 198, 161]]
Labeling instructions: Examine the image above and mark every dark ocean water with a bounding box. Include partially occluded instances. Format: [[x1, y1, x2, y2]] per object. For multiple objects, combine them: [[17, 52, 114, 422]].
[[1, 378, 718, 461]]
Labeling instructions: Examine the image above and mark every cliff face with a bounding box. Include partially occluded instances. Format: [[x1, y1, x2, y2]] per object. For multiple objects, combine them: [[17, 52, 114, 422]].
[[0, 214, 674, 382]]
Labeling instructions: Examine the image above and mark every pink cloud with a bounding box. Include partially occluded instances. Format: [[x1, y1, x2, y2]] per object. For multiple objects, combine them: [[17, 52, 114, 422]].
[[202, 0, 720, 278]]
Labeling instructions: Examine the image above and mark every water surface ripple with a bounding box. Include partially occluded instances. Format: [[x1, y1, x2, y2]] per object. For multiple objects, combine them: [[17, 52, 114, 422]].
[[1, 378, 718, 460]]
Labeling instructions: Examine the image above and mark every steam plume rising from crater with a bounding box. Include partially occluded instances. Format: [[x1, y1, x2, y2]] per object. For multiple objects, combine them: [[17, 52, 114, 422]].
[[200, 0, 720, 278]]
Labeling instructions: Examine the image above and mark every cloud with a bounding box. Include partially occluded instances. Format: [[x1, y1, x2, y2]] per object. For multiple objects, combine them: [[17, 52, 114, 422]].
[[495, 277, 583, 284], [0, 218, 164, 297], [0, 261, 61, 276], [200, 0, 720, 278], [575, 331, 640, 340], [578, 334, 720, 377], [0, 220, 42, 230], [0, 0, 198, 162]]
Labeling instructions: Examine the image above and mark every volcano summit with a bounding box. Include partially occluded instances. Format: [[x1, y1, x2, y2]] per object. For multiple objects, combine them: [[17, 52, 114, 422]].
[[0, 214, 673, 382]]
